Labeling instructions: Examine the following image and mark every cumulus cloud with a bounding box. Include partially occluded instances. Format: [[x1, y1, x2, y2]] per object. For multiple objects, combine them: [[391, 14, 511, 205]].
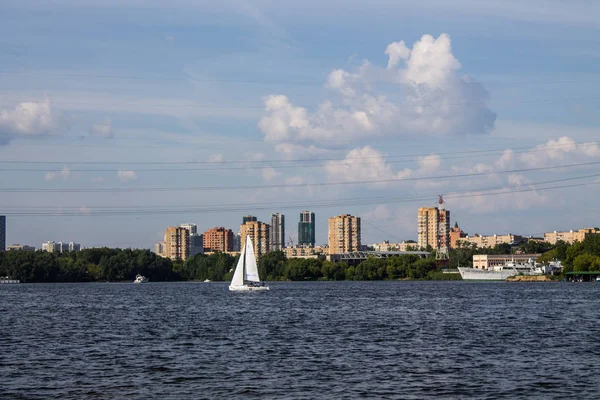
[[89, 119, 114, 137], [258, 33, 496, 152], [117, 170, 137, 182], [78, 206, 92, 215], [519, 136, 599, 167], [45, 167, 72, 181], [0, 98, 64, 145], [325, 146, 411, 183], [417, 154, 441, 173], [208, 153, 224, 162], [261, 167, 279, 181]]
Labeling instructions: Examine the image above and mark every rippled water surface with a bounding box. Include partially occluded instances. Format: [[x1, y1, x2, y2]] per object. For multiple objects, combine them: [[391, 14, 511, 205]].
[[2, 281, 599, 399]]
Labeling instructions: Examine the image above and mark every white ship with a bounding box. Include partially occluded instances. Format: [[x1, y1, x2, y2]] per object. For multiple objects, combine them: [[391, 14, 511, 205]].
[[458, 259, 544, 281]]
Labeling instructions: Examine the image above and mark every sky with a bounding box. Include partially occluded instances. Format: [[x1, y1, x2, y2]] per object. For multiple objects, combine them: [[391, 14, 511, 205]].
[[1, 0, 599, 249]]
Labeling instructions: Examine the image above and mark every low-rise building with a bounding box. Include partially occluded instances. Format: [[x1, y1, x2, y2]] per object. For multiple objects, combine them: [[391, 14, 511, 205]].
[[372, 240, 418, 252], [544, 228, 600, 245], [284, 245, 328, 259], [7, 244, 35, 252], [458, 234, 524, 248], [472, 254, 541, 270]]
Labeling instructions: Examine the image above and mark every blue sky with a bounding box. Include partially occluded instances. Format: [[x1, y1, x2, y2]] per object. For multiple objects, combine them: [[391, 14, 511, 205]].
[[0, 0, 599, 249]]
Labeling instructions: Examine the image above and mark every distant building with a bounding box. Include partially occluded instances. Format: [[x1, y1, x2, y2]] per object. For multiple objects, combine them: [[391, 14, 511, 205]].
[[449, 222, 468, 248], [460, 233, 524, 248], [203, 227, 234, 253], [284, 245, 328, 259], [41, 241, 80, 253], [241, 220, 270, 258], [0, 215, 5, 251], [372, 240, 418, 252], [180, 223, 197, 235], [328, 214, 361, 255], [544, 228, 600, 245], [269, 213, 285, 251], [7, 244, 35, 252], [473, 254, 541, 270], [298, 211, 316, 247], [417, 207, 450, 251], [165, 226, 190, 261], [242, 215, 257, 224], [154, 241, 166, 257], [233, 233, 241, 252], [190, 234, 204, 257]]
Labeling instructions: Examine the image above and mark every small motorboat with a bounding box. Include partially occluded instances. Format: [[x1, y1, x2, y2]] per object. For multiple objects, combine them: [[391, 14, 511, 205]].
[[133, 274, 149, 283], [204, 279, 211, 282]]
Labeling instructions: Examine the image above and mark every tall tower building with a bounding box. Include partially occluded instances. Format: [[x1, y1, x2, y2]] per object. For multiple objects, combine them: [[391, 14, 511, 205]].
[[0, 215, 5, 252], [269, 213, 285, 251], [298, 211, 315, 247], [165, 226, 190, 261], [179, 223, 197, 235], [241, 220, 270, 258], [418, 201, 450, 253], [203, 227, 234, 252], [328, 214, 361, 255], [242, 215, 257, 224]]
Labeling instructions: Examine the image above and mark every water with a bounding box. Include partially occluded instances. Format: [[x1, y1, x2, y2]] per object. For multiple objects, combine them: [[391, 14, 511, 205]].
[[1, 281, 599, 399]]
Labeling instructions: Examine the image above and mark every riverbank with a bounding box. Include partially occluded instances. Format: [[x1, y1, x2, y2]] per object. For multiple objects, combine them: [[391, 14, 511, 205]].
[[507, 275, 552, 282]]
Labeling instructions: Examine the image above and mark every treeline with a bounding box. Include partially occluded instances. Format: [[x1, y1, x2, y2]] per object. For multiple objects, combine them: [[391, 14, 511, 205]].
[[0, 248, 180, 283], [537, 234, 600, 272], [0, 247, 446, 283]]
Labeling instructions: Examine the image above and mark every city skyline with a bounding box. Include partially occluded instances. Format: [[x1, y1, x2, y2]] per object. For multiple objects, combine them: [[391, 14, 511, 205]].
[[0, 1, 599, 249]]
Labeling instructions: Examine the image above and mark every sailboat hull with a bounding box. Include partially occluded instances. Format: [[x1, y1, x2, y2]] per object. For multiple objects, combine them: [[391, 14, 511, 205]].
[[228, 285, 270, 292]]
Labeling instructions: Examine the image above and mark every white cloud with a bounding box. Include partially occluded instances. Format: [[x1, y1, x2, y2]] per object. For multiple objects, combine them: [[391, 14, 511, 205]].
[[258, 33, 496, 149], [0, 97, 64, 144], [89, 119, 114, 137], [325, 146, 412, 183], [363, 204, 392, 221], [208, 153, 224, 162], [45, 167, 72, 181], [417, 154, 441, 173], [519, 136, 599, 167], [78, 206, 92, 215], [91, 177, 105, 183], [261, 167, 280, 181], [117, 170, 137, 182]]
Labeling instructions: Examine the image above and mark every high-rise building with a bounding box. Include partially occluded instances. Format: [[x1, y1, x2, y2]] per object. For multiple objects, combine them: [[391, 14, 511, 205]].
[[0, 215, 5, 252], [242, 215, 257, 224], [269, 213, 285, 251], [298, 211, 315, 247], [203, 227, 234, 252], [233, 233, 241, 252], [417, 206, 450, 252], [154, 241, 166, 257], [328, 214, 361, 255], [42, 241, 57, 252], [165, 226, 190, 261], [180, 223, 197, 235], [189, 233, 204, 257], [241, 220, 270, 258], [68, 242, 81, 252]]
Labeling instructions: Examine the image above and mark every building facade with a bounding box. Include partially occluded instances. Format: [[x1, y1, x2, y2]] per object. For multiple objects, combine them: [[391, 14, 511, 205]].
[[449, 222, 468, 248], [472, 254, 541, 270], [544, 228, 600, 245], [165, 226, 190, 261], [154, 241, 166, 257], [372, 240, 418, 252], [179, 223, 197, 235], [203, 227, 234, 253], [0, 215, 5, 251], [240, 220, 270, 258], [7, 244, 35, 251], [284, 245, 328, 259], [298, 210, 316, 247], [417, 207, 450, 251], [189, 234, 204, 257], [460, 234, 524, 248], [328, 214, 361, 255], [269, 213, 285, 251], [242, 215, 257, 224]]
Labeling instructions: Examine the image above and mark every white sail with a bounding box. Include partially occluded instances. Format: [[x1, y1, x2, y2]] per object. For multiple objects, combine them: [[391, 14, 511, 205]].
[[230, 242, 246, 287], [244, 236, 260, 282]]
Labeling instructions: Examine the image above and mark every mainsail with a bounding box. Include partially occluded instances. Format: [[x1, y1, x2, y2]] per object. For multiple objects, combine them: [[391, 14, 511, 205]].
[[244, 236, 260, 282]]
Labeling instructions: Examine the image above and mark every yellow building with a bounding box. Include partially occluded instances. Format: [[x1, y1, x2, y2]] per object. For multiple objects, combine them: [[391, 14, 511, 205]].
[[417, 207, 450, 250], [165, 226, 190, 261], [240, 221, 270, 258], [284, 245, 328, 259], [203, 227, 234, 252], [544, 228, 600, 245], [328, 214, 361, 255]]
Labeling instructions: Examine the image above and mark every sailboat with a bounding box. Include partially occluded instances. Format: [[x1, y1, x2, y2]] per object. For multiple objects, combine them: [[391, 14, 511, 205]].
[[229, 235, 270, 292]]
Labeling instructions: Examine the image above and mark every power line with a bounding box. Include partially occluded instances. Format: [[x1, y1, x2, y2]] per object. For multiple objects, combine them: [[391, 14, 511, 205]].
[[3, 179, 598, 217], [1, 161, 599, 193], [0, 140, 596, 169], [0, 70, 598, 86]]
